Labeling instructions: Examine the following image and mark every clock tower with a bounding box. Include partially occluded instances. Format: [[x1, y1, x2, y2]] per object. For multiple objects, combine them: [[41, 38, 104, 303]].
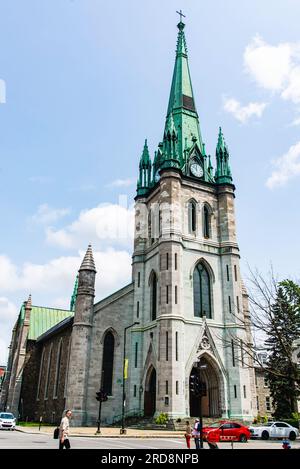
[[132, 19, 256, 420]]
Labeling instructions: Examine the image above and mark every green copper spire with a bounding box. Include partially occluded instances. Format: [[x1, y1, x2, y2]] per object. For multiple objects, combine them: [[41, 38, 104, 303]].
[[70, 274, 78, 311], [165, 20, 204, 161], [137, 139, 152, 196], [215, 127, 233, 184]]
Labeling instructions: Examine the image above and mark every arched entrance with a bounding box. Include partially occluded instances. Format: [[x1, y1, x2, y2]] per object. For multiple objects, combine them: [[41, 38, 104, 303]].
[[189, 355, 222, 418], [144, 366, 156, 417]]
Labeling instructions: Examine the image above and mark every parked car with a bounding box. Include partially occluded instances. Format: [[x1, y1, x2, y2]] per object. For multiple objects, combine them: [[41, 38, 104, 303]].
[[202, 421, 251, 442], [0, 412, 16, 430], [249, 421, 299, 440]]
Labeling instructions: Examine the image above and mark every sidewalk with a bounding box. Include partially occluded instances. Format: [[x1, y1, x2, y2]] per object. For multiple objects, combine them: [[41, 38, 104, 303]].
[[16, 425, 185, 439]]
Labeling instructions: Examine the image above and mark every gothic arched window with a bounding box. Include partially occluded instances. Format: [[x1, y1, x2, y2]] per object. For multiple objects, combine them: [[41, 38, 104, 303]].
[[102, 332, 115, 395], [150, 272, 158, 321], [193, 263, 212, 318], [203, 205, 210, 238], [188, 201, 197, 234]]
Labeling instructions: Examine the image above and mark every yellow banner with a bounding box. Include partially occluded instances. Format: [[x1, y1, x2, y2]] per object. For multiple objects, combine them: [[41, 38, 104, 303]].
[[124, 359, 129, 379]]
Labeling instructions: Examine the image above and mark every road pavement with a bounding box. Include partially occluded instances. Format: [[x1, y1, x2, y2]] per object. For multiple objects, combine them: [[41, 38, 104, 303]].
[[0, 429, 300, 449]]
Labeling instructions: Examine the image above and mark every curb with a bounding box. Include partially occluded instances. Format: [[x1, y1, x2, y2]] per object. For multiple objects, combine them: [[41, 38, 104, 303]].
[[16, 428, 184, 439]]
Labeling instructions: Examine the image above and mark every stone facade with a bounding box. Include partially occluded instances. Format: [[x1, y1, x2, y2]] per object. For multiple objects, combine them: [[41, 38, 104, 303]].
[[2, 21, 258, 425], [21, 322, 72, 423], [255, 368, 273, 417]]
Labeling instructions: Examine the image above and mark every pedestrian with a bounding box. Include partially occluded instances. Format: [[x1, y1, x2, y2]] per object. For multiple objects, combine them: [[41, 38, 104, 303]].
[[192, 418, 200, 449], [184, 421, 192, 449], [59, 409, 72, 449], [282, 438, 291, 449], [206, 430, 219, 449]]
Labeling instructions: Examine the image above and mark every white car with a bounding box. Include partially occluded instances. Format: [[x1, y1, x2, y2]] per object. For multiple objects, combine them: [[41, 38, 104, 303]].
[[0, 412, 16, 430], [249, 421, 299, 441]]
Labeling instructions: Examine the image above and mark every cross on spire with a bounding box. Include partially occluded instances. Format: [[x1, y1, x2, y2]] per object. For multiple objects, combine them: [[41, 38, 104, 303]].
[[176, 9, 186, 23]]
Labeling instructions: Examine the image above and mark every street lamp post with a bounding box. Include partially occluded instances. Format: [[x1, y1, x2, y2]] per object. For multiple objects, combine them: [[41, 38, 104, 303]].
[[197, 359, 207, 449], [120, 321, 140, 435]]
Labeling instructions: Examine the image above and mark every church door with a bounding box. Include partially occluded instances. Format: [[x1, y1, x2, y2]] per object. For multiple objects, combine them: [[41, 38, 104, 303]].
[[189, 359, 221, 418], [144, 367, 156, 417]]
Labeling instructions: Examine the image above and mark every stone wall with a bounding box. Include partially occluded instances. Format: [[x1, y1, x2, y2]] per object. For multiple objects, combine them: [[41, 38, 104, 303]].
[[21, 326, 72, 423]]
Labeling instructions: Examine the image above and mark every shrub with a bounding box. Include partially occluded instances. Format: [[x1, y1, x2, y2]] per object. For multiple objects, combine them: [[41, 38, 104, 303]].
[[155, 413, 169, 425]]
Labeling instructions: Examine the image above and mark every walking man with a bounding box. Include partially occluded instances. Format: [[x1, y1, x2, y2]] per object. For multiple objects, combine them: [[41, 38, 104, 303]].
[[59, 409, 72, 449]]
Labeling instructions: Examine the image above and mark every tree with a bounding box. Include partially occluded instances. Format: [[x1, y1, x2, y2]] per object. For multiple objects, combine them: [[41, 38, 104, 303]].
[[264, 281, 300, 418], [215, 268, 300, 418]]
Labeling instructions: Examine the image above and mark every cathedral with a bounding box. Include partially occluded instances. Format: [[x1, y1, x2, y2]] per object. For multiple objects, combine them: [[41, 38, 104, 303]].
[[1, 20, 257, 426]]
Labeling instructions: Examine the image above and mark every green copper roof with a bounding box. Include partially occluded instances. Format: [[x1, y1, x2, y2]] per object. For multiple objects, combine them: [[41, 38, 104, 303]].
[[24, 305, 73, 340]]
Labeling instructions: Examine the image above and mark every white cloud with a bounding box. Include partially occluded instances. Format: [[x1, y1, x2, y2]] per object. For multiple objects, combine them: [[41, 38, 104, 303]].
[[0, 298, 18, 364], [244, 35, 300, 104], [46, 202, 134, 249], [223, 97, 267, 123], [107, 178, 135, 188], [0, 248, 132, 363], [244, 35, 292, 91], [290, 116, 300, 126], [30, 204, 70, 225], [266, 141, 300, 189]]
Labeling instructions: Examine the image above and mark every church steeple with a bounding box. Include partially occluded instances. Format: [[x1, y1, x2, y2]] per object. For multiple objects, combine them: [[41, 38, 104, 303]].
[[165, 20, 204, 163], [215, 127, 232, 184]]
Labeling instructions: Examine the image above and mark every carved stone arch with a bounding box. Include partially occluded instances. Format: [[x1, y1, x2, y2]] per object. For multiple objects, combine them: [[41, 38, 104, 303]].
[[187, 350, 227, 418], [143, 364, 157, 417], [100, 327, 120, 347], [189, 258, 215, 283]]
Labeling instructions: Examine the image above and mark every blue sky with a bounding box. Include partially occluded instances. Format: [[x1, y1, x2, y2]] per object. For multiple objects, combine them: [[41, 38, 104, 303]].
[[1, 0, 300, 363]]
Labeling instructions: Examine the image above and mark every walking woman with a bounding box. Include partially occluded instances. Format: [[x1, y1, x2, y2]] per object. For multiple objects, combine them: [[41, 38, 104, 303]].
[[184, 421, 192, 449]]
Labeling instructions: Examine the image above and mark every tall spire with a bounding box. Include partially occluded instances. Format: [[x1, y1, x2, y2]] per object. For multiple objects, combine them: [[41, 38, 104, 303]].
[[215, 127, 233, 184], [165, 20, 204, 160], [79, 244, 96, 272]]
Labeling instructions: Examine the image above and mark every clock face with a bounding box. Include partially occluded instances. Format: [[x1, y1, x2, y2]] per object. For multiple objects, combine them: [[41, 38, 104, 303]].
[[190, 162, 203, 178]]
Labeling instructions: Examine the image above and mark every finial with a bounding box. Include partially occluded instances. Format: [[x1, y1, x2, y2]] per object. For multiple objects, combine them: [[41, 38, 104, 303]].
[[79, 244, 96, 272], [176, 9, 186, 29]]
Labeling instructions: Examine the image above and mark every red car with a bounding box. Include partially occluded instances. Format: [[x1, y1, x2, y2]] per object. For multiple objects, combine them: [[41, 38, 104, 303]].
[[202, 421, 251, 443]]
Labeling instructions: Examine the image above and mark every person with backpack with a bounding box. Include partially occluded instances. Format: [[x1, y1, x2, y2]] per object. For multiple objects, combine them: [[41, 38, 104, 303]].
[[59, 409, 72, 449], [192, 418, 200, 449]]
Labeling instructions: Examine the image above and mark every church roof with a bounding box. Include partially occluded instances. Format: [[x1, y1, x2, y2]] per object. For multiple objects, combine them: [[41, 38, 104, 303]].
[[19, 303, 73, 340]]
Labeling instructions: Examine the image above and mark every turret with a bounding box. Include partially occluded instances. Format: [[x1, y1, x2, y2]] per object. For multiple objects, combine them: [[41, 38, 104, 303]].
[[65, 245, 96, 425], [137, 140, 152, 196], [215, 127, 233, 185]]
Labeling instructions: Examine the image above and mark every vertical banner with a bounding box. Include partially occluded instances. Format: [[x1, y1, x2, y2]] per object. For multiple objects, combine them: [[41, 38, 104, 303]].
[[124, 358, 129, 379]]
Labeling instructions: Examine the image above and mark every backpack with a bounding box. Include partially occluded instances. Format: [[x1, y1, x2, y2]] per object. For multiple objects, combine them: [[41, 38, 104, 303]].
[[197, 422, 201, 432], [53, 427, 59, 439]]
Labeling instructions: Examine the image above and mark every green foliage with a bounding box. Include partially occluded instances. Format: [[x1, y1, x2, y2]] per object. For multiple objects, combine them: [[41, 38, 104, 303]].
[[262, 415, 268, 423], [265, 280, 300, 419], [155, 413, 169, 425], [283, 419, 300, 429]]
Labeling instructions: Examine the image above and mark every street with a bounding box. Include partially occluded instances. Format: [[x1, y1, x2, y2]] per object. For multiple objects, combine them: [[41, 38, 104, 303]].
[[0, 430, 300, 449]]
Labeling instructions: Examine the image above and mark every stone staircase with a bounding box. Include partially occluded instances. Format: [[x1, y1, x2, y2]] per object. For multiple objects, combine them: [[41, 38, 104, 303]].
[[124, 416, 221, 431]]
